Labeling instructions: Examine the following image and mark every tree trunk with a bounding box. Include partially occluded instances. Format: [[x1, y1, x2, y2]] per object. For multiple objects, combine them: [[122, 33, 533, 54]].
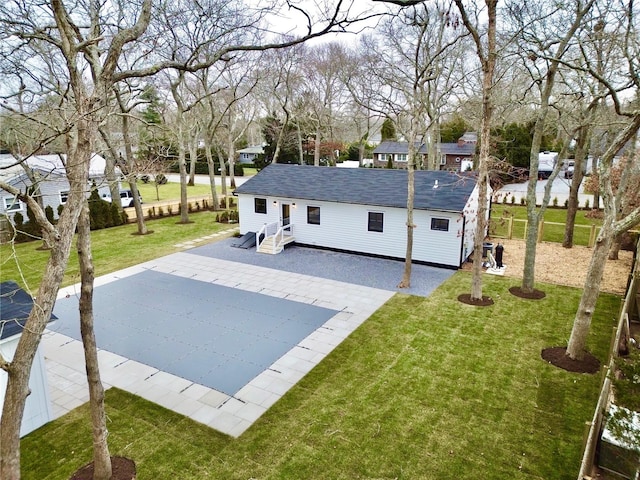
[[463, 0, 497, 302], [0, 117, 91, 478], [188, 141, 197, 187], [178, 143, 190, 223], [398, 145, 416, 288], [314, 125, 321, 167], [566, 232, 612, 359], [121, 109, 147, 235], [77, 199, 112, 479], [228, 133, 236, 189], [205, 141, 220, 211], [215, 145, 228, 208], [609, 233, 622, 260], [566, 114, 640, 359], [563, 125, 590, 248]]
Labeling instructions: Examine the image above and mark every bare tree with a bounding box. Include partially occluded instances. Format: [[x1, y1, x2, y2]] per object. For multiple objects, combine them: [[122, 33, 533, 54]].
[[454, 0, 498, 302], [350, 1, 466, 287], [565, 0, 640, 360], [505, 0, 596, 295]]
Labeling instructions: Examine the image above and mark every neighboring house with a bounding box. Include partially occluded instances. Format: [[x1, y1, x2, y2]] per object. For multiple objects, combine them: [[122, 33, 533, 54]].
[[237, 145, 264, 164], [234, 164, 490, 269], [439, 140, 476, 171], [372, 138, 476, 171], [372, 141, 427, 168], [0, 281, 53, 437], [0, 154, 112, 220]]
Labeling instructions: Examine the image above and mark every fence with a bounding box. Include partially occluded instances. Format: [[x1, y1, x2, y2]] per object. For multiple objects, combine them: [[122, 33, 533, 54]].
[[490, 216, 640, 248], [576, 243, 639, 479], [122, 194, 231, 222]]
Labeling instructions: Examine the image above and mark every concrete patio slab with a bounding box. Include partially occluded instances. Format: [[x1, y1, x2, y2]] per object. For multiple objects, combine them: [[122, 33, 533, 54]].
[[45, 247, 399, 436]]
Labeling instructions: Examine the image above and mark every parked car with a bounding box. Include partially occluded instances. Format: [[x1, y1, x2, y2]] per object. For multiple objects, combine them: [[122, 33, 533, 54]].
[[102, 189, 143, 208]]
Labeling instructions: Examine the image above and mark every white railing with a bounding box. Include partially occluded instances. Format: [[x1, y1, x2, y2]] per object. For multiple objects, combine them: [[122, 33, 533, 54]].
[[256, 222, 294, 253]]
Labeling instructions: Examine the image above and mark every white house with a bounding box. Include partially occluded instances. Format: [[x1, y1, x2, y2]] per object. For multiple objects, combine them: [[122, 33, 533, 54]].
[[233, 164, 490, 269], [237, 145, 264, 164], [0, 281, 53, 436], [0, 154, 112, 220]]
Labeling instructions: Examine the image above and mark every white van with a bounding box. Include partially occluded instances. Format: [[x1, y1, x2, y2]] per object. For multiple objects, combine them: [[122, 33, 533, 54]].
[[102, 189, 143, 208]]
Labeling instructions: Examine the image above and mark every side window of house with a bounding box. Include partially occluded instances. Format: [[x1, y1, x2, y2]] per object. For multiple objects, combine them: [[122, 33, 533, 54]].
[[4, 196, 22, 212], [431, 218, 449, 232], [368, 212, 383, 232], [254, 198, 267, 214], [397, 154, 407, 162], [59, 190, 69, 204], [307, 206, 320, 225]]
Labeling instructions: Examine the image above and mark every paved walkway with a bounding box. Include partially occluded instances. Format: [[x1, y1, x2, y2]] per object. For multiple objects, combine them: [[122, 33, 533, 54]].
[[44, 246, 394, 437]]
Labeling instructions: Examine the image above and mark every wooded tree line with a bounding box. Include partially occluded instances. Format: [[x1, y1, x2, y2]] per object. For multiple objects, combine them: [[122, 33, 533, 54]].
[[1, 0, 639, 478]]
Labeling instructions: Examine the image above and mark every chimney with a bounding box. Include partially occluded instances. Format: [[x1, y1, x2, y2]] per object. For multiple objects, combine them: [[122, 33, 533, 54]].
[[457, 137, 465, 147]]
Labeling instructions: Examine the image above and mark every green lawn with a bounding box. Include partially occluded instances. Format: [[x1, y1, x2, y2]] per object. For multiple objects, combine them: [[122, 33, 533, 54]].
[[490, 205, 602, 246], [21, 272, 619, 479], [0, 211, 237, 292], [127, 181, 219, 203], [130, 170, 255, 203]]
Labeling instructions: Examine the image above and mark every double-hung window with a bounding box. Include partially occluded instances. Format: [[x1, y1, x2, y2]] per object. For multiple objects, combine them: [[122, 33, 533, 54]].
[[4, 196, 23, 212], [431, 218, 449, 232], [307, 206, 320, 225], [368, 212, 384, 232], [254, 198, 267, 214]]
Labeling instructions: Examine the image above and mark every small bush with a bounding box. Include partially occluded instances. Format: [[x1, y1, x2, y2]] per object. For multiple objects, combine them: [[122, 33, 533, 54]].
[[219, 211, 229, 223], [564, 199, 569, 208], [510, 196, 515, 205], [45, 205, 55, 223], [157, 206, 164, 217], [188, 202, 193, 213], [552, 197, 558, 207], [167, 206, 173, 216], [520, 197, 526, 205], [584, 199, 590, 209], [57, 204, 64, 217]]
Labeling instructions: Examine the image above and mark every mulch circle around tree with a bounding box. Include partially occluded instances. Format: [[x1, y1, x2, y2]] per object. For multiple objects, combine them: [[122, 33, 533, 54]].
[[457, 293, 494, 307], [509, 286, 546, 300], [70, 456, 136, 480], [541, 346, 600, 374]]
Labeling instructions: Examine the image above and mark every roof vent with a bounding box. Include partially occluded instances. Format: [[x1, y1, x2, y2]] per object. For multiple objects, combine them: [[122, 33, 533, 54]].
[[433, 180, 439, 189]]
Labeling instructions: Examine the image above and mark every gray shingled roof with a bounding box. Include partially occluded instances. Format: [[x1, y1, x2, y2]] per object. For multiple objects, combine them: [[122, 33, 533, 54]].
[[234, 164, 478, 212], [372, 141, 428, 154], [440, 143, 476, 156], [0, 281, 56, 340]]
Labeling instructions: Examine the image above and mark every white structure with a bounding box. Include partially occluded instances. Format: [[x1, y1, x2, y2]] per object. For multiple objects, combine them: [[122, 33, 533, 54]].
[[0, 153, 112, 220], [234, 164, 489, 269], [538, 151, 559, 178], [0, 281, 53, 436], [236, 145, 264, 164]]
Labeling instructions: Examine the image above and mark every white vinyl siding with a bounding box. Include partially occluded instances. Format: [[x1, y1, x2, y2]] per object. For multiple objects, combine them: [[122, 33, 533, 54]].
[[238, 194, 466, 267]]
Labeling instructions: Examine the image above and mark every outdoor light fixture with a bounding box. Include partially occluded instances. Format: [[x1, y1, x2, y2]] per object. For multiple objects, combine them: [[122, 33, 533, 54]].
[[273, 200, 277, 206], [292, 203, 296, 207]]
